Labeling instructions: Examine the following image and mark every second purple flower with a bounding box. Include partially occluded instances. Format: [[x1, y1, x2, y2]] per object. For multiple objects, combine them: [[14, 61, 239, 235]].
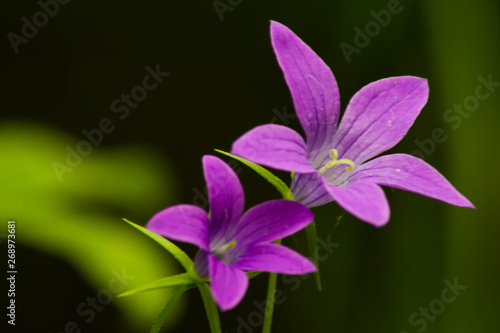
[[147, 155, 316, 311]]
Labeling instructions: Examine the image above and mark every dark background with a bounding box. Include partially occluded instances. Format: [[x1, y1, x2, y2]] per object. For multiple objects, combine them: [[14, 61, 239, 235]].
[[1, 0, 499, 332]]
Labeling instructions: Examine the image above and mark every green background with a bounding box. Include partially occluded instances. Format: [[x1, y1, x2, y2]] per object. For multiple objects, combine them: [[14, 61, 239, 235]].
[[1, 0, 499, 332]]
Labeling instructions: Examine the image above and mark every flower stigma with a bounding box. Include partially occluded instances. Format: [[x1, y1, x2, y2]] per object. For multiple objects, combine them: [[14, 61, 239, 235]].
[[318, 149, 355, 175]]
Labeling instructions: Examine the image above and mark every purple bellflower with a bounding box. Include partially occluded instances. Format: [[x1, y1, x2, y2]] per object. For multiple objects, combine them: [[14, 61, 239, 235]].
[[147, 155, 316, 311], [231, 21, 474, 226]]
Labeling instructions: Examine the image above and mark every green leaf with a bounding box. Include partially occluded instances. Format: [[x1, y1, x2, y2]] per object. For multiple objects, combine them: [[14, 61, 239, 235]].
[[305, 221, 322, 291], [123, 219, 193, 271], [214, 149, 292, 200], [150, 286, 191, 333], [119, 273, 196, 297]]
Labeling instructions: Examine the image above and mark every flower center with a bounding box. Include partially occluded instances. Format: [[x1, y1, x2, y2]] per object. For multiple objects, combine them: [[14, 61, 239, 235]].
[[213, 240, 237, 260], [318, 149, 355, 175]]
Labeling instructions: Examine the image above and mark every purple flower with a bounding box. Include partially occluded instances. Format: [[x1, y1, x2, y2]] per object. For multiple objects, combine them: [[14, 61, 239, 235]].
[[147, 155, 316, 311], [231, 21, 474, 227]]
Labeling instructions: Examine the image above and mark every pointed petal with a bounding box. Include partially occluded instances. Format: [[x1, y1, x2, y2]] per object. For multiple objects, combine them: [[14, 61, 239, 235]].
[[235, 243, 317, 274], [331, 76, 429, 165], [208, 254, 249, 311], [270, 21, 340, 160], [349, 154, 475, 208], [234, 199, 314, 247], [291, 172, 333, 207], [322, 179, 390, 227], [202, 155, 244, 240], [147, 204, 210, 251], [231, 124, 316, 173]]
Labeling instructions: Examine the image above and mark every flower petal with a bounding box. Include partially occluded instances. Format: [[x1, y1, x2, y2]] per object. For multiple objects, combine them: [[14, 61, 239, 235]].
[[349, 154, 475, 208], [235, 243, 317, 274], [331, 76, 429, 166], [270, 21, 340, 160], [291, 172, 333, 207], [234, 199, 314, 247], [322, 179, 390, 227], [202, 155, 245, 242], [208, 254, 249, 311], [147, 204, 210, 251], [231, 124, 316, 173]]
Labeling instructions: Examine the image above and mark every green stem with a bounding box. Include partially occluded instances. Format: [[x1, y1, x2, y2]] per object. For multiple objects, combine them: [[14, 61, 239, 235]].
[[262, 239, 282, 333], [305, 220, 322, 291], [198, 282, 222, 333], [150, 286, 188, 333]]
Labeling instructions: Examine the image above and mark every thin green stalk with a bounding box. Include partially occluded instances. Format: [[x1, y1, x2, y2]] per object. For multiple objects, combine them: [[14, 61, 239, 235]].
[[150, 286, 188, 333], [262, 239, 282, 333], [305, 221, 322, 291], [198, 282, 222, 333]]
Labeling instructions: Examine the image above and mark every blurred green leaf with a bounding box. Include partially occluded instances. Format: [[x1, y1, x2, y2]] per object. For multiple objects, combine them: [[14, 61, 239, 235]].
[[0, 122, 182, 330]]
